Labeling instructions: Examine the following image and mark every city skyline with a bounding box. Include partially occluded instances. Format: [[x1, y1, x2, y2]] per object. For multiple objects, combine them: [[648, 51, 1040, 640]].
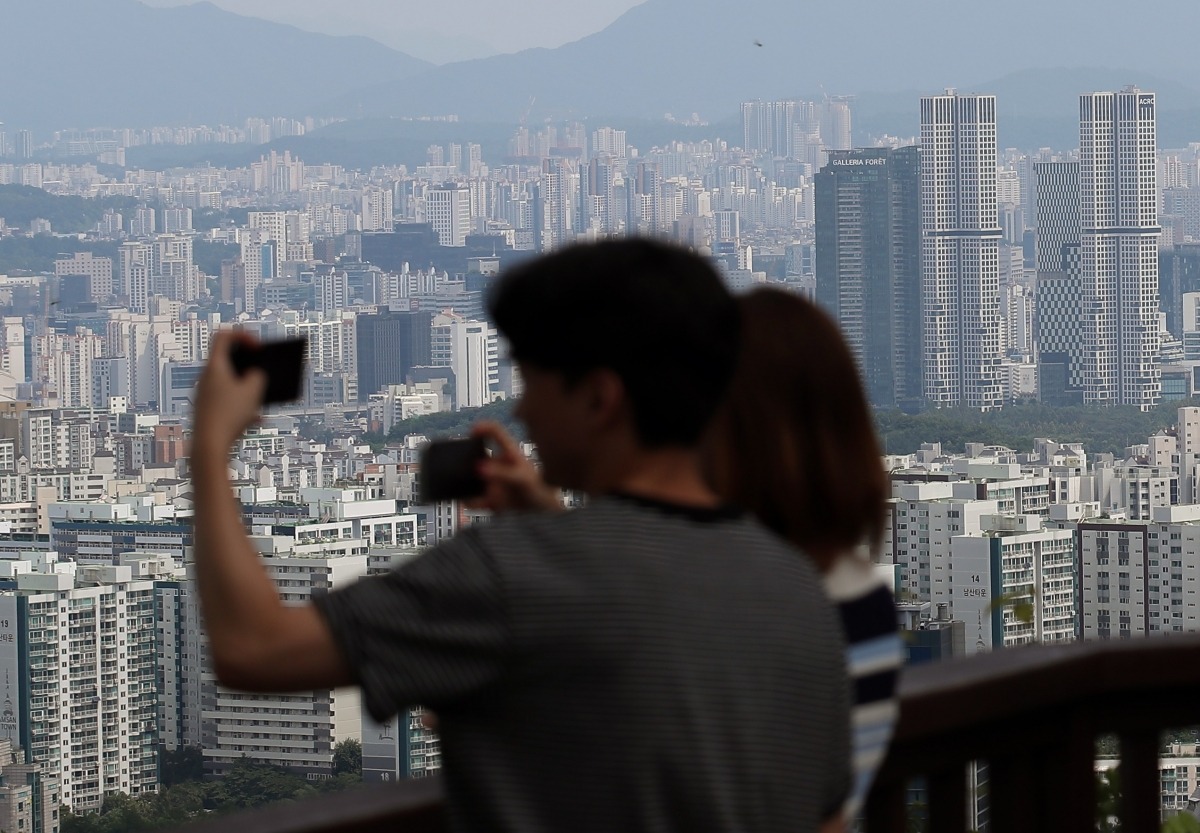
[[7, 0, 1200, 816]]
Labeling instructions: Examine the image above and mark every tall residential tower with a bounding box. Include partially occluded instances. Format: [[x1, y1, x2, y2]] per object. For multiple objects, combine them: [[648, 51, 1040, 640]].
[[920, 91, 1004, 410], [1079, 87, 1161, 409]]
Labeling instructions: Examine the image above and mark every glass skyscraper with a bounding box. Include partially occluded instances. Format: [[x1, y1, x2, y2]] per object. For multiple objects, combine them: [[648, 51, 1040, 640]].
[[815, 146, 921, 410]]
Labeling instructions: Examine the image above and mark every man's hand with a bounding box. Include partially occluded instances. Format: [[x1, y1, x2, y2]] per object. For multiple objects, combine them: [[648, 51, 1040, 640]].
[[467, 421, 563, 513], [193, 330, 268, 455]]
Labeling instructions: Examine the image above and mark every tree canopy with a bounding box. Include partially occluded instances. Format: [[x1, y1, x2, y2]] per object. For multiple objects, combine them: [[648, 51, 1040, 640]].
[[60, 753, 363, 833], [875, 400, 1200, 458], [0, 185, 137, 234]]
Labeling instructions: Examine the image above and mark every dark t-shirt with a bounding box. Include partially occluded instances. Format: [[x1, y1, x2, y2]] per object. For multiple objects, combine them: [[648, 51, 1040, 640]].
[[314, 494, 850, 833]]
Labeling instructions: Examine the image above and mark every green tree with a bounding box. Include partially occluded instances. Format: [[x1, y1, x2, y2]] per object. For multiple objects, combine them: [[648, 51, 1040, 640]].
[[875, 399, 1200, 459], [193, 240, 238, 277], [333, 738, 362, 777], [60, 805, 102, 833], [1163, 814, 1200, 833], [0, 236, 119, 275], [206, 757, 317, 810], [385, 399, 519, 443], [1098, 768, 1121, 833], [159, 745, 204, 787], [0, 185, 137, 234]]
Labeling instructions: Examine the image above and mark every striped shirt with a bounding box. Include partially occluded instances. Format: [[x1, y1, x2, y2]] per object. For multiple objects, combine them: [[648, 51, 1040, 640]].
[[823, 556, 902, 819], [315, 493, 851, 833]]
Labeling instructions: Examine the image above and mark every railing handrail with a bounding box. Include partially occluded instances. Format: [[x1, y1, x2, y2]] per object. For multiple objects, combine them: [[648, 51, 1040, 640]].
[[164, 635, 1200, 833], [164, 774, 445, 833], [891, 632, 1200, 742]]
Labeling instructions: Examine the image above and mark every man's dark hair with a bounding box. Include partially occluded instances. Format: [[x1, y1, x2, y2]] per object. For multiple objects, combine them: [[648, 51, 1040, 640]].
[[488, 238, 739, 448]]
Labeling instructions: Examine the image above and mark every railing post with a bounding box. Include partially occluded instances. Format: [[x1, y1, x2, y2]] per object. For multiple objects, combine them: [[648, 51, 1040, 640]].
[[864, 772, 906, 833], [927, 764, 968, 833], [1120, 732, 1161, 833], [987, 755, 1036, 833], [1038, 718, 1097, 833]]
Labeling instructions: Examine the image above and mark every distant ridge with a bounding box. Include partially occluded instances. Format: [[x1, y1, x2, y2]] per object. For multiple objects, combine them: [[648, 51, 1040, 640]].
[[336, 0, 1200, 123], [8, 0, 1200, 149], [0, 0, 431, 131]]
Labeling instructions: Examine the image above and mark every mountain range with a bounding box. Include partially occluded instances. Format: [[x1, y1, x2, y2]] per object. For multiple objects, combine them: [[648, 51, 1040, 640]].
[[0, 0, 430, 132], [6, 0, 1200, 147], [340, 0, 1200, 122]]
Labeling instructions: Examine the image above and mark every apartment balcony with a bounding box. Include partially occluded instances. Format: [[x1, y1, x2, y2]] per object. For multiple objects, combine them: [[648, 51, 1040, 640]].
[[165, 635, 1200, 833]]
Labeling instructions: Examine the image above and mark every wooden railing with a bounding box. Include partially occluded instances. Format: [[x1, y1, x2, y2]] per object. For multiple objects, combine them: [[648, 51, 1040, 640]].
[[165, 774, 446, 833], [166, 635, 1200, 833], [866, 634, 1200, 833]]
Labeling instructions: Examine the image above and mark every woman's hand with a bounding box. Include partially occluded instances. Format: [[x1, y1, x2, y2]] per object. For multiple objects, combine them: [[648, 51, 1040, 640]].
[[467, 421, 563, 514]]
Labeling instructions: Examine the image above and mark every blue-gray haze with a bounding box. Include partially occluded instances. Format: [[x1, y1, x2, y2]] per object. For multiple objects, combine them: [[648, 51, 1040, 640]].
[[7, 0, 1200, 139]]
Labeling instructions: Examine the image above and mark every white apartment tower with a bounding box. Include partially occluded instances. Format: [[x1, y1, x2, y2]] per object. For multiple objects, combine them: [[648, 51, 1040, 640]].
[[945, 516, 1077, 653], [426, 183, 471, 247], [31, 329, 103, 409], [591, 127, 627, 159], [54, 252, 114, 301], [0, 555, 178, 812], [248, 212, 288, 279], [198, 543, 368, 777], [0, 318, 26, 393], [920, 91, 1004, 410], [431, 313, 499, 410], [361, 186, 395, 233], [541, 158, 574, 249], [118, 242, 153, 315], [1079, 88, 1161, 409], [152, 234, 201, 305]]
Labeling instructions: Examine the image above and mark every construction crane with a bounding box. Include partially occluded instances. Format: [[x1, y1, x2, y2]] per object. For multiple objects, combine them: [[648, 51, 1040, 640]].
[[520, 96, 536, 127]]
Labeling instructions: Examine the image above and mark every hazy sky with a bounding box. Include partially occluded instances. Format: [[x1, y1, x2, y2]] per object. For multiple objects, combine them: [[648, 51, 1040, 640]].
[[141, 0, 645, 62]]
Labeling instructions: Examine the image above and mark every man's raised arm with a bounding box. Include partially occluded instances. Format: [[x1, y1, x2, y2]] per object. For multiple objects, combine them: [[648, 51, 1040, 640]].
[[190, 330, 352, 692]]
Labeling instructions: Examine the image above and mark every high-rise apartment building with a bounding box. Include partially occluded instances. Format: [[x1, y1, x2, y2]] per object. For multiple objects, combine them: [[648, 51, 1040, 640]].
[[430, 313, 499, 411], [741, 100, 803, 158], [591, 127, 627, 159], [631, 161, 662, 235], [152, 234, 200, 304], [198, 545, 368, 777], [1079, 87, 1161, 409], [541, 158, 573, 249], [239, 228, 271, 314], [248, 211, 308, 279], [161, 208, 193, 234], [944, 515, 1077, 652], [0, 554, 179, 812], [356, 310, 433, 401], [31, 329, 103, 409], [1034, 162, 1081, 273], [54, 253, 114, 301], [118, 242, 152, 314], [581, 156, 616, 234], [128, 208, 156, 239], [1034, 162, 1085, 405], [920, 91, 1004, 410], [361, 186, 395, 233], [821, 98, 854, 151], [815, 146, 922, 409], [1038, 245, 1088, 405], [426, 183, 471, 247]]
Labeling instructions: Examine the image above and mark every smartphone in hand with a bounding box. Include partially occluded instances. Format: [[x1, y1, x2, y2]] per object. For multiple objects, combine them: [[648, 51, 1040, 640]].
[[420, 437, 489, 503], [229, 337, 308, 405]]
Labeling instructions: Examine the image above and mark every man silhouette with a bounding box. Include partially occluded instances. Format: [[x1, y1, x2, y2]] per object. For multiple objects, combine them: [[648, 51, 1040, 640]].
[[191, 238, 850, 833]]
